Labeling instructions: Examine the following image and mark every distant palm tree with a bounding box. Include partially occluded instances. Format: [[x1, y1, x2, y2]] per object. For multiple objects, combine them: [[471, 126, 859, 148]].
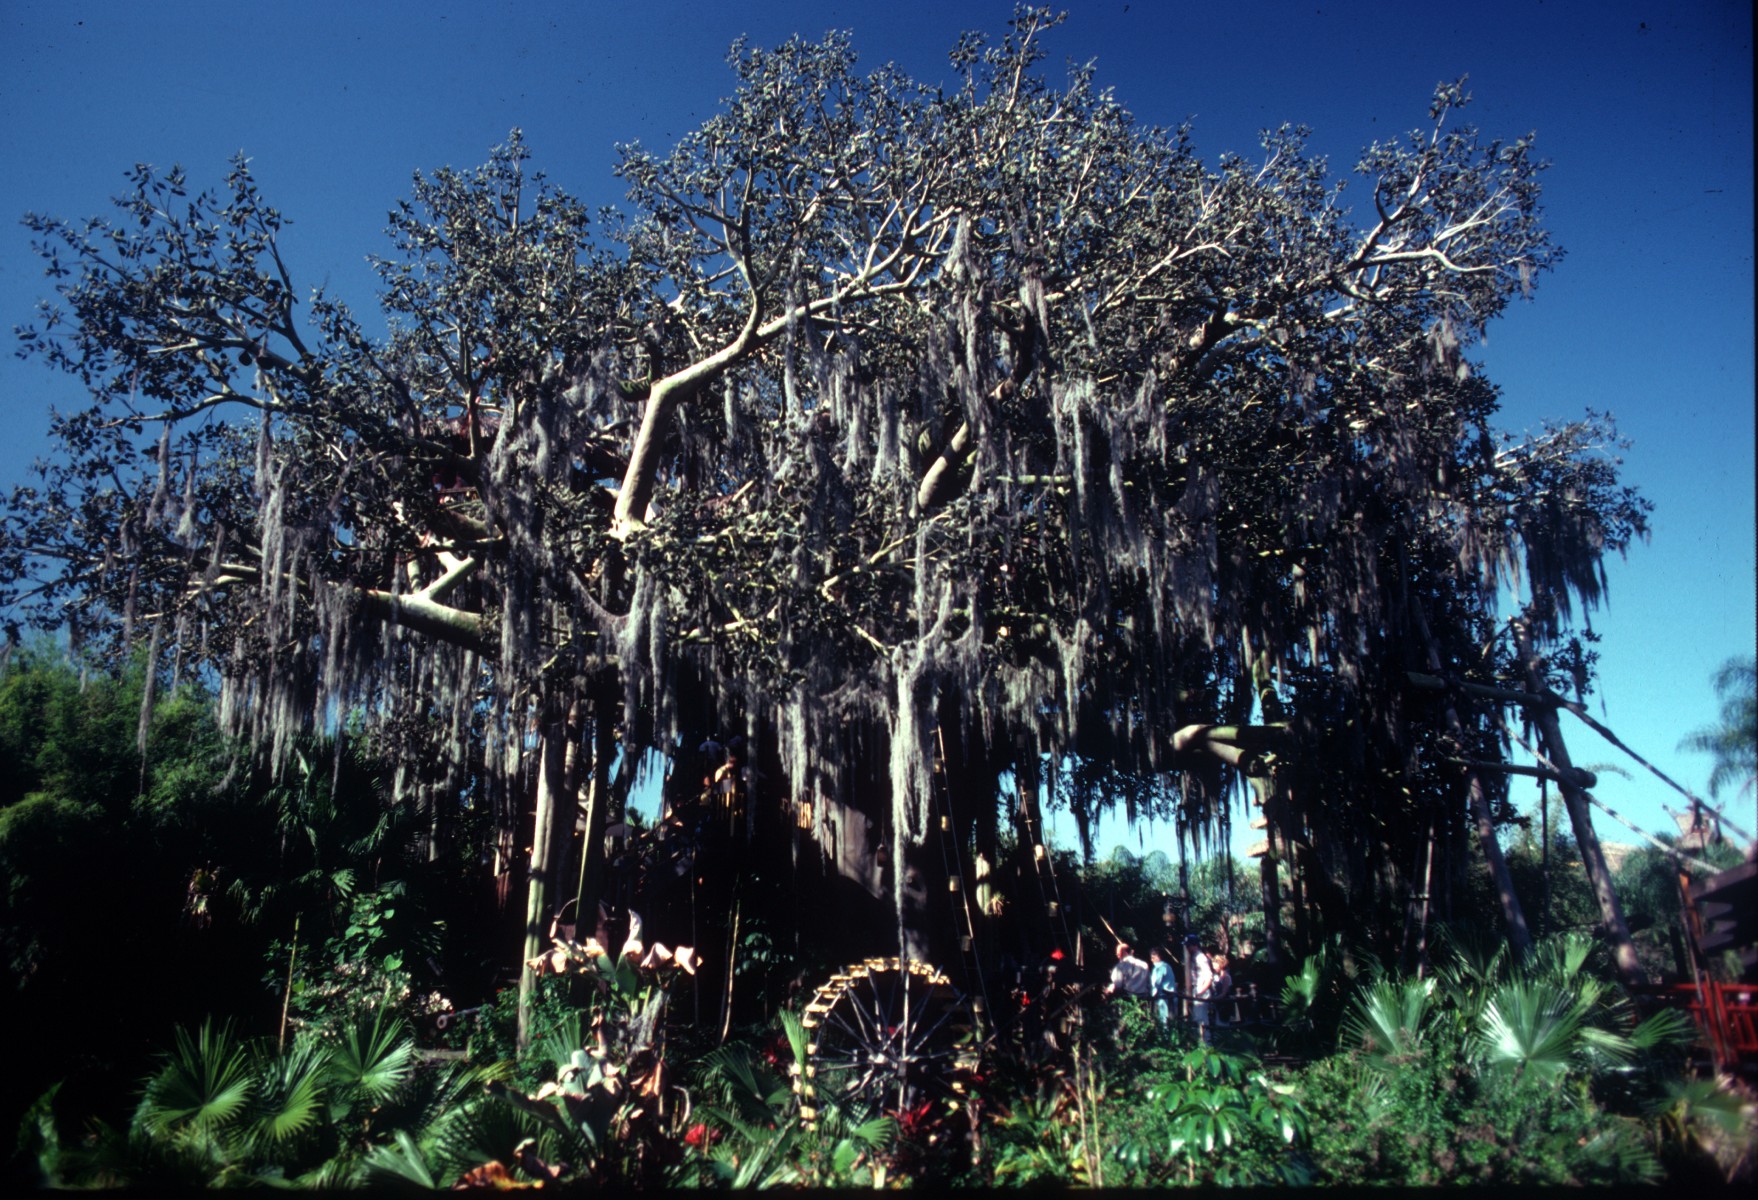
[[1680, 657, 1757, 804]]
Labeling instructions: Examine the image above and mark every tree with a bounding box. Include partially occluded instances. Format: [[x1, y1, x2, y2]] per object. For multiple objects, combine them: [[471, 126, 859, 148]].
[[1681, 657, 1757, 806], [3, 9, 1647, 1021]]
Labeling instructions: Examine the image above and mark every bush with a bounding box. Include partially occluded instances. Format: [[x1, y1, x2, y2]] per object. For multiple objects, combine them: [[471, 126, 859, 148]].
[[1299, 1039, 1658, 1185]]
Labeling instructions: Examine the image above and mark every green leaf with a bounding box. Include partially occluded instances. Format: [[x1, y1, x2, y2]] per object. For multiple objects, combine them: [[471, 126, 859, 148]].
[[139, 1020, 254, 1136], [248, 1036, 331, 1148], [362, 1129, 436, 1187], [327, 1002, 414, 1107]]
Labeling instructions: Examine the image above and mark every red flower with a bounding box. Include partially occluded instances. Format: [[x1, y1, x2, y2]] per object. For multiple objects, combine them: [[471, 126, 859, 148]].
[[684, 1122, 717, 1148], [895, 1098, 937, 1138]]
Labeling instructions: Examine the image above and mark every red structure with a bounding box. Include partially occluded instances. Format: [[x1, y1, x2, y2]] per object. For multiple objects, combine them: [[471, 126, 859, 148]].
[[1640, 858, 1758, 1075]]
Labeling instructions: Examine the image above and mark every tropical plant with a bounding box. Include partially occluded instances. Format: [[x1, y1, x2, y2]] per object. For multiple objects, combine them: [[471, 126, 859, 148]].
[[453, 921, 705, 1186], [1340, 975, 1435, 1068], [133, 1019, 255, 1146], [1299, 1037, 1662, 1186], [1304, 929, 1698, 1185], [20, 994, 456, 1189], [1656, 1075, 1758, 1183], [322, 1000, 417, 1127], [986, 1073, 1085, 1186], [1680, 656, 1757, 801]]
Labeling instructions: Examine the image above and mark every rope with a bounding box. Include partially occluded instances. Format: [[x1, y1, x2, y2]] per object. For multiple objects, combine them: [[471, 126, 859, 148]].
[[931, 726, 993, 1034], [1506, 725, 1720, 875], [1019, 779, 1076, 954], [1555, 696, 1754, 843]]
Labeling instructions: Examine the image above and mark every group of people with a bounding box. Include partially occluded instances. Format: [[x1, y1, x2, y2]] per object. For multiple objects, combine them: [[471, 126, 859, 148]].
[[1104, 936, 1234, 1039]]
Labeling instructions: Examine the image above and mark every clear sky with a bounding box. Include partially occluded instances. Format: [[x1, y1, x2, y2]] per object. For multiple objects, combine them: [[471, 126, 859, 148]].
[[2, 0, 1752, 858]]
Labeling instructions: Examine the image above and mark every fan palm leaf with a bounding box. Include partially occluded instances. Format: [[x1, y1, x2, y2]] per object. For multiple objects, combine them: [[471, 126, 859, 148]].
[[137, 1019, 254, 1137], [245, 1035, 332, 1152], [1473, 980, 1590, 1082], [325, 1002, 414, 1116], [362, 1129, 437, 1187], [699, 1043, 789, 1123], [427, 1090, 547, 1187], [1340, 976, 1434, 1067]]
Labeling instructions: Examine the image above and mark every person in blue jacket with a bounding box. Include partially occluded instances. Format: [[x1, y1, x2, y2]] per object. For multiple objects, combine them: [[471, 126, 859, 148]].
[[1148, 945, 1177, 1028]]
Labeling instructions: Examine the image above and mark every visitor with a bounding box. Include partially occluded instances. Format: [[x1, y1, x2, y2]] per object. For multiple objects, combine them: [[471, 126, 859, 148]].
[[1105, 941, 1152, 1000], [1149, 945, 1177, 1027], [1210, 953, 1234, 1026], [1187, 934, 1215, 1041]]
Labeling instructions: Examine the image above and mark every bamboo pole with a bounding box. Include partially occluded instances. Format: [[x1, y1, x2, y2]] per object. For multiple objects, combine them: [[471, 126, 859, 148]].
[[278, 912, 300, 1054]]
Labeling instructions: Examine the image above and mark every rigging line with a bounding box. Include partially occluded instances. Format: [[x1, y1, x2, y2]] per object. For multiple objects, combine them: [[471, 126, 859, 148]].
[[931, 725, 993, 1031], [1557, 695, 1754, 843], [1022, 784, 1076, 953], [1505, 725, 1720, 875]]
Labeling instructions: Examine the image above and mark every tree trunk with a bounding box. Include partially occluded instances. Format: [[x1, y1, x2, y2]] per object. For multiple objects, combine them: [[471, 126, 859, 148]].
[[1464, 767, 1533, 954], [574, 678, 617, 930], [1011, 745, 1061, 953], [517, 693, 577, 1050], [1516, 635, 1645, 984], [550, 697, 587, 932], [1253, 777, 1286, 962], [1412, 609, 1533, 956]]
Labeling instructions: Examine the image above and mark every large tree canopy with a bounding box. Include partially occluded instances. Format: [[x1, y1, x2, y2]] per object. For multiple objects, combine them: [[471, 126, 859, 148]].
[[4, 10, 1647, 970]]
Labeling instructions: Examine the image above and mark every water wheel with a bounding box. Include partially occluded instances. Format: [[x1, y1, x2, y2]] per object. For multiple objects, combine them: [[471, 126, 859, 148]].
[[793, 957, 979, 1127]]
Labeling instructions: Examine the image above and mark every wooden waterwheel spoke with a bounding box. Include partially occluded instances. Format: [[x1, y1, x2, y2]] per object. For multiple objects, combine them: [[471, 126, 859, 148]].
[[901, 994, 963, 1057], [822, 1002, 871, 1046], [799, 957, 978, 1128]]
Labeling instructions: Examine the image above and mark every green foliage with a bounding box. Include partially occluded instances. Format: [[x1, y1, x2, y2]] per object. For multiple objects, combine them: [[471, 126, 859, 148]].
[[136, 1020, 255, 1137], [1294, 930, 1698, 1185], [1300, 1039, 1660, 1185], [1275, 939, 1342, 1052], [1145, 1043, 1306, 1186], [1081, 847, 1262, 956], [323, 1000, 416, 1119], [1680, 656, 1757, 800], [666, 1010, 915, 1188], [1656, 1075, 1758, 1182], [18, 997, 529, 1189]]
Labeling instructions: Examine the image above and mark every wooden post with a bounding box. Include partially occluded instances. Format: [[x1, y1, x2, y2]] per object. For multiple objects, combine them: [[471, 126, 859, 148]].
[[1515, 624, 1645, 985]]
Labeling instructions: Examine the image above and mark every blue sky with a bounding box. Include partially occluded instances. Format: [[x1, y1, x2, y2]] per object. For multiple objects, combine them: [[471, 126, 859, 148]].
[[2, 0, 1751, 858]]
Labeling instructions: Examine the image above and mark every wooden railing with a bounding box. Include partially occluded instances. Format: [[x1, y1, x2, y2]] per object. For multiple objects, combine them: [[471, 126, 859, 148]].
[[1633, 981, 1758, 1073]]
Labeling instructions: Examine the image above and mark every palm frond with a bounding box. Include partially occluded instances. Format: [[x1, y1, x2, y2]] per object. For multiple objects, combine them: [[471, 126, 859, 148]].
[[1630, 1005, 1696, 1053], [531, 1010, 585, 1076], [1340, 976, 1434, 1066], [325, 1000, 414, 1112], [246, 1035, 332, 1151], [361, 1129, 437, 1187], [1526, 931, 1595, 985], [698, 1043, 787, 1121], [287, 1155, 362, 1189], [137, 1019, 255, 1137], [1433, 922, 1509, 997], [428, 1090, 550, 1187], [1473, 980, 1588, 1082]]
